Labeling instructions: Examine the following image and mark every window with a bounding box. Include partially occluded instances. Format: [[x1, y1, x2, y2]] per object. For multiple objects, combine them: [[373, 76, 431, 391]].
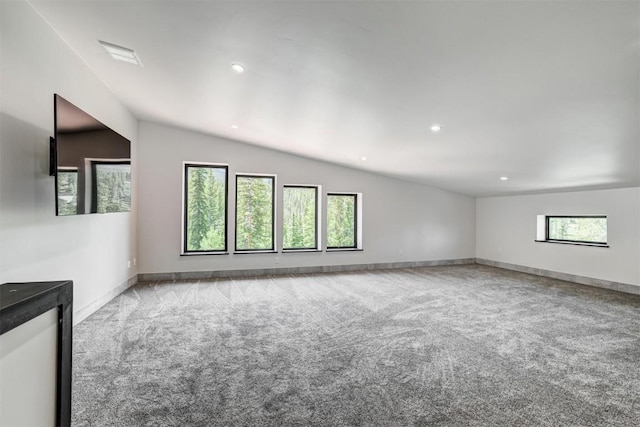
[[91, 161, 131, 213], [536, 215, 608, 246], [547, 216, 607, 244], [283, 185, 319, 250], [235, 174, 276, 252], [56, 168, 78, 216], [326, 193, 360, 250], [183, 163, 228, 254]]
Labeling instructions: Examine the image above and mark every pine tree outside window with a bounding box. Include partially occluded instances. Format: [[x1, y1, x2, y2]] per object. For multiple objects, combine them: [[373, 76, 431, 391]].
[[283, 185, 319, 250], [235, 174, 276, 252], [57, 168, 78, 216], [326, 193, 358, 249], [183, 163, 228, 254], [91, 161, 131, 213]]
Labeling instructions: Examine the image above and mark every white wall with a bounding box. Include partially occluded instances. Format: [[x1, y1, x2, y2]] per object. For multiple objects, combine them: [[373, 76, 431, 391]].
[[138, 121, 476, 274], [0, 309, 58, 426], [476, 188, 640, 286], [0, 1, 138, 321]]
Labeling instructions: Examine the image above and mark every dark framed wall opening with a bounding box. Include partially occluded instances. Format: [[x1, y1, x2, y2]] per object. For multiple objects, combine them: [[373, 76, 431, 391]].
[[545, 215, 608, 245], [56, 168, 78, 216], [326, 193, 358, 250], [282, 185, 319, 251], [90, 161, 131, 214], [183, 163, 229, 254], [235, 174, 276, 252]]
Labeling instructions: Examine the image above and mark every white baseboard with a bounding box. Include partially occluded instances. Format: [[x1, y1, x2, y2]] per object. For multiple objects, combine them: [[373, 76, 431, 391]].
[[73, 275, 138, 325], [138, 258, 477, 282], [476, 258, 640, 296]]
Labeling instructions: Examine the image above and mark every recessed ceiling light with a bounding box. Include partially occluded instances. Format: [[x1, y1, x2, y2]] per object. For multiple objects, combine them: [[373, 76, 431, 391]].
[[430, 125, 441, 132], [500, 176, 509, 181], [99, 40, 142, 66], [231, 125, 238, 129], [361, 156, 367, 161], [231, 63, 245, 73]]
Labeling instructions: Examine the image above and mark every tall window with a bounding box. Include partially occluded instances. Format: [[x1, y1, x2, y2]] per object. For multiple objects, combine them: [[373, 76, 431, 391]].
[[546, 216, 607, 245], [327, 193, 358, 249], [183, 163, 228, 253], [235, 174, 275, 251], [283, 185, 319, 250]]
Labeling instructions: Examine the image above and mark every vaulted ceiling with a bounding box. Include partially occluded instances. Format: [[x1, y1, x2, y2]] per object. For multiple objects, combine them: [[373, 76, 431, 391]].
[[30, 1, 639, 196]]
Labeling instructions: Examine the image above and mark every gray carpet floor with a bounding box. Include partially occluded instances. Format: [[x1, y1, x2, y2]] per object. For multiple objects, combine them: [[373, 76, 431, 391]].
[[72, 265, 640, 426]]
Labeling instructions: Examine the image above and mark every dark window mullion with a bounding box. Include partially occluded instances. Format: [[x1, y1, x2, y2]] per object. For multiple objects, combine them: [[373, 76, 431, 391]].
[[327, 193, 358, 249], [183, 163, 228, 254], [545, 215, 607, 245], [283, 185, 319, 250], [235, 174, 275, 252]]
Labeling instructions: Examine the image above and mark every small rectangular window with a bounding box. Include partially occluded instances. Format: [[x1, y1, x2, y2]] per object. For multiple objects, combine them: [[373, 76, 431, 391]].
[[327, 193, 358, 249], [283, 185, 319, 250], [546, 216, 607, 245], [536, 214, 608, 247], [57, 168, 78, 216], [235, 174, 276, 252], [183, 163, 228, 254]]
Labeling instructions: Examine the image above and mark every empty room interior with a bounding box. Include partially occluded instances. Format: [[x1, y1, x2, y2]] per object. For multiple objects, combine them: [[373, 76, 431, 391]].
[[1, 1, 639, 426]]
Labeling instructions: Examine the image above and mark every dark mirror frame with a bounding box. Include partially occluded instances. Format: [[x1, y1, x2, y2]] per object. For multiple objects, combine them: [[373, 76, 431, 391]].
[[52, 94, 131, 216]]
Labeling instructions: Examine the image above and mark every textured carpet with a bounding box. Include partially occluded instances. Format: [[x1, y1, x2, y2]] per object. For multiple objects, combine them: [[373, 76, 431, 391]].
[[72, 265, 640, 426]]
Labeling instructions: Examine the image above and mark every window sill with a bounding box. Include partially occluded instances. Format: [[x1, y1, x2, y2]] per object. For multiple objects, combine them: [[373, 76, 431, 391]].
[[534, 240, 609, 248], [181, 251, 229, 256], [326, 248, 363, 252], [282, 249, 322, 253], [233, 250, 278, 254]]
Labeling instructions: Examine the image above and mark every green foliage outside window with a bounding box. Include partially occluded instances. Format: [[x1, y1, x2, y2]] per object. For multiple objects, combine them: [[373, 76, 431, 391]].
[[283, 186, 317, 249], [186, 165, 227, 251], [57, 170, 78, 216], [548, 217, 607, 244], [236, 175, 274, 251], [95, 163, 131, 213], [327, 194, 356, 248]]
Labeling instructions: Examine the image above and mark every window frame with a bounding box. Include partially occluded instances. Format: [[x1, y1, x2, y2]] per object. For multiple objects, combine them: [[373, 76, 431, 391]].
[[182, 162, 229, 255], [326, 192, 360, 251], [90, 160, 131, 214], [536, 214, 609, 247], [234, 173, 277, 253], [56, 167, 79, 216], [282, 185, 320, 252]]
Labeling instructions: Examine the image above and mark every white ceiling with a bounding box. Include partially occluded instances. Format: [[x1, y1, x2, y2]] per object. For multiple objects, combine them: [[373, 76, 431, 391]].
[[30, 1, 639, 196]]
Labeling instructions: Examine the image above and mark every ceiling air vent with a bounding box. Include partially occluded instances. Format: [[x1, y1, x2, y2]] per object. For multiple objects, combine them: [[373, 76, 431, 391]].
[[99, 40, 143, 66]]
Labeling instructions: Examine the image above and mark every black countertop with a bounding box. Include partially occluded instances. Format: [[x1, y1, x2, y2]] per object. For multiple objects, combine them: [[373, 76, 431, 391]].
[[0, 280, 73, 335], [0, 280, 73, 426]]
